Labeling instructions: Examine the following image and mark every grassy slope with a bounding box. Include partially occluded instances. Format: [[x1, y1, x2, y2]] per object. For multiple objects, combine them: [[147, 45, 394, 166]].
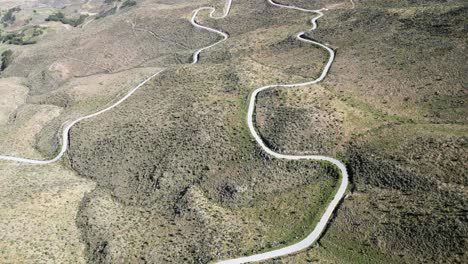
[[0, 0, 466, 263], [72, 0, 467, 263], [68, 0, 345, 262], [263, 0, 467, 263]]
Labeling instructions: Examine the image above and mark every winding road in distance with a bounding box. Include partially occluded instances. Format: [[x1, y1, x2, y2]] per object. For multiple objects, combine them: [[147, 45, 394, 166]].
[[0, 0, 349, 263], [0, 69, 164, 164], [212, 0, 349, 263], [0, 0, 234, 164], [191, 0, 232, 64]]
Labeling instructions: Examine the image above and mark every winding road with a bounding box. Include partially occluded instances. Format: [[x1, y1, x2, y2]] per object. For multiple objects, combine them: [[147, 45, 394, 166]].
[[0, 0, 349, 263], [0, 70, 164, 164], [191, 0, 232, 64], [203, 1, 349, 263], [0, 1, 234, 164]]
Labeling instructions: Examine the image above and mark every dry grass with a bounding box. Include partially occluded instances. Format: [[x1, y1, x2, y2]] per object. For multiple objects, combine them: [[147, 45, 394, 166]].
[[0, 162, 94, 263], [0, 0, 466, 263], [0, 77, 28, 125]]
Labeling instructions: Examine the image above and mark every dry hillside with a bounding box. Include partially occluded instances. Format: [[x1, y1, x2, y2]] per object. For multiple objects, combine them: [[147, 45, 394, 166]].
[[0, 0, 466, 263]]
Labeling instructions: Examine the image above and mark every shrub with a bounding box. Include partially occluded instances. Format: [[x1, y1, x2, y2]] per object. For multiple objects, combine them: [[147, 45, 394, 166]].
[[45, 12, 87, 27], [1, 6, 21, 24], [1, 49, 13, 71], [122, 0, 137, 8], [0, 26, 45, 45], [45, 11, 65, 22], [96, 8, 117, 19]]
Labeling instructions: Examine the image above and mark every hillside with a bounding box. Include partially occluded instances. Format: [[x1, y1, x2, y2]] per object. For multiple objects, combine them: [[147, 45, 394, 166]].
[[0, 0, 466, 263]]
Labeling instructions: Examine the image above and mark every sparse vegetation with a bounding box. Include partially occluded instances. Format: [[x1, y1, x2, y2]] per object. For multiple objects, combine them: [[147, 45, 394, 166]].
[[1, 6, 21, 26], [97, 0, 137, 19], [264, 1, 468, 263], [122, 0, 137, 8], [0, 49, 13, 71], [0, 25, 46, 45], [0, 0, 466, 263], [45, 12, 88, 27], [96, 7, 117, 19]]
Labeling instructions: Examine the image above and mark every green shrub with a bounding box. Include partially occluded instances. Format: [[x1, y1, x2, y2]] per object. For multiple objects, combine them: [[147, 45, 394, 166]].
[[0, 26, 45, 45], [1, 6, 21, 24], [1, 49, 13, 71], [122, 0, 137, 8], [96, 8, 117, 19], [45, 12, 87, 27]]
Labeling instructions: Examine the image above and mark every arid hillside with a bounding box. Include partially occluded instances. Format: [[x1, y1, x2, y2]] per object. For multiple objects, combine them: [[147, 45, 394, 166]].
[[0, 0, 466, 263]]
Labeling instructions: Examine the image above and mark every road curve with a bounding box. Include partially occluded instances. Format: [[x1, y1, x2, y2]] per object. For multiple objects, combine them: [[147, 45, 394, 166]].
[[216, 0, 349, 263], [0, 0, 349, 262], [0, 70, 164, 164], [0, 0, 234, 164], [0, 0, 232, 165], [190, 0, 232, 64]]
